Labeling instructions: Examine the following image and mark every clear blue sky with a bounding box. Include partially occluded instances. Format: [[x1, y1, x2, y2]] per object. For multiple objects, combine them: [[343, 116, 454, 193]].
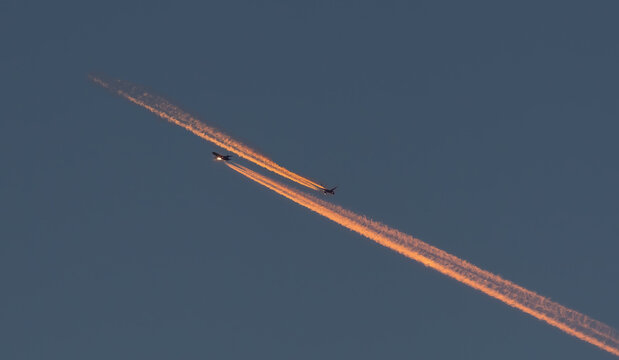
[[2, 1, 618, 359]]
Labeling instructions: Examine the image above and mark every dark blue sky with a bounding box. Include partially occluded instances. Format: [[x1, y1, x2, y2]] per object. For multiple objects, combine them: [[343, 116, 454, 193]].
[[2, 1, 618, 359]]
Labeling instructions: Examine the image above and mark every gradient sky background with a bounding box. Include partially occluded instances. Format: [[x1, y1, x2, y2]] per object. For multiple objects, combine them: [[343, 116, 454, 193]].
[[2, 1, 619, 359]]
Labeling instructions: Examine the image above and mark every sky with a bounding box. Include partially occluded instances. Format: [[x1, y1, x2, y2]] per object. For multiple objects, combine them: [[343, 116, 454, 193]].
[[1, 1, 619, 359]]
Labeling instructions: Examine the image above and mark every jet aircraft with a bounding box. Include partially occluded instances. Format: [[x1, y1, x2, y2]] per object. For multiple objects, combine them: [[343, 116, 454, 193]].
[[212, 152, 232, 161], [321, 186, 337, 195]]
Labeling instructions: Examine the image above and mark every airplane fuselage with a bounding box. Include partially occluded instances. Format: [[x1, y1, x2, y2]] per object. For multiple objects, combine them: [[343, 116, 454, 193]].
[[321, 186, 337, 195], [212, 152, 232, 161]]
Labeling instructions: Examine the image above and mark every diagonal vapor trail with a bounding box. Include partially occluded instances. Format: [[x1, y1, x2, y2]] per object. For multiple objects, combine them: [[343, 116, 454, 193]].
[[225, 162, 619, 357], [90, 75, 323, 191]]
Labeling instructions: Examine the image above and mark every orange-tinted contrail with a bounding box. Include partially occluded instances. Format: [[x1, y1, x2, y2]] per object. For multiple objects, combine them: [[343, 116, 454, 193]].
[[90, 75, 323, 191], [226, 162, 619, 357]]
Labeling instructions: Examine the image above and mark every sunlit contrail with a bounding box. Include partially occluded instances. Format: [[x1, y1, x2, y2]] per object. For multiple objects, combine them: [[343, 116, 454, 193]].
[[226, 162, 619, 357], [90, 75, 323, 191]]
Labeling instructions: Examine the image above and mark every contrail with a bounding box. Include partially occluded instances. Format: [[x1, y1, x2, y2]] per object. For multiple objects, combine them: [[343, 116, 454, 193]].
[[226, 162, 619, 357], [90, 75, 323, 191]]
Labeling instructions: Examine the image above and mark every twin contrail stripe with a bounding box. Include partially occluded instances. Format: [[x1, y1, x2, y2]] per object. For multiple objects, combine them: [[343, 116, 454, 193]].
[[226, 162, 619, 357], [90, 75, 323, 191], [92, 75, 618, 356]]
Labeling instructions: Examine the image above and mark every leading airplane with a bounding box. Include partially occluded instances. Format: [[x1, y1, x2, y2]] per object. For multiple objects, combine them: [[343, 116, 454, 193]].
[[212, 152, 232, 161], [321, 186, 337, 195]]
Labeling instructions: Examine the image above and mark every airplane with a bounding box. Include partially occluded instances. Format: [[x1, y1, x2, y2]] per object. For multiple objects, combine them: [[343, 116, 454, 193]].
[[321, 186, 337, 195], [212, 152, 232, 161]]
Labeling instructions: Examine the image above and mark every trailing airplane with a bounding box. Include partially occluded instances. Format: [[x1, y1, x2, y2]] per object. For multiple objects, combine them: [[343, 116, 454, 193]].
[[321, 186, 337, 195], [212, 152, 232, 161]]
